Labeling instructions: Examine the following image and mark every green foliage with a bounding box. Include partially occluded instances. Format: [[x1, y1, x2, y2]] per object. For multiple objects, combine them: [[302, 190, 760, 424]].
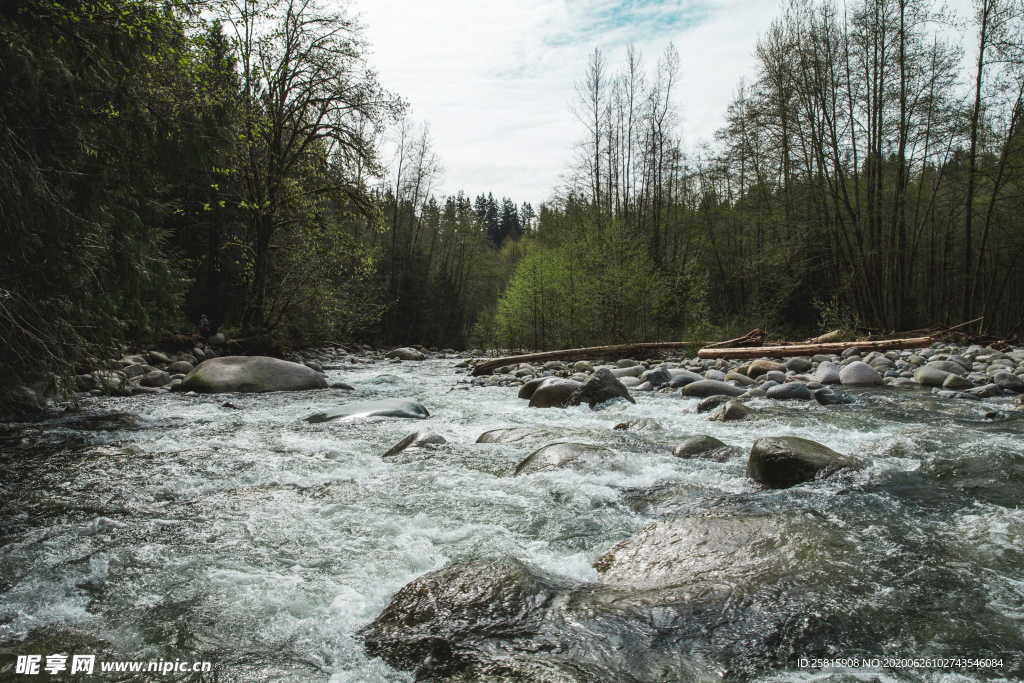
[[492, 216, 672, 350]]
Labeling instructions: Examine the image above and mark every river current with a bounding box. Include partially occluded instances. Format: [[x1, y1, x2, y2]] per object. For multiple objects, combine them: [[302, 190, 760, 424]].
[[1, 356, 1022, 680]]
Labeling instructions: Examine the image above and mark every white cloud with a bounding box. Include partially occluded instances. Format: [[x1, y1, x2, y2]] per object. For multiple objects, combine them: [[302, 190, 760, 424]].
[[351, 0, 978, 207]]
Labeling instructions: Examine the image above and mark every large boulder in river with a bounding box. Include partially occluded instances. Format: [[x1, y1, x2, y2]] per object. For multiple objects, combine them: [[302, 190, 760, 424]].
[[305, 399, 428, 423], [357, 508, 893, 681], [513, 442, 615, 475], [682, 379, 744, 398], [748, 436, 862, 488], [386, 347, 426, 361], [176, 356, 327, 393], [839, 361, 882, 386], [528, 378, 582, 408], [567, 368, 635, 408]]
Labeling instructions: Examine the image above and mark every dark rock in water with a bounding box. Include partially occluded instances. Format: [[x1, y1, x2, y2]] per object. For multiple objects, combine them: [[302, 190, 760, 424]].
[[966, 383, 1002, 399], [668, 370, 703, 387], [305, 399, 429, 423], [329, 382, 355, 390], [672, 435, 731, 459], [567, 368, 635, 408], [613, 418, 662, 432], [383, 431, 446, 457], [360, 556, 722, 682], [386, 347, 426, 361], [140, 370, 171, 387], [513, 442, 614, 475], [358, 510, 893, 681], [766, 382, 812, 400], [813, 387, 854, 405], [476, 427, 558, 444], [682, 380, 744, 398], [710, 399, 752, 421], [639, 366, 672, 388], [176, 356, 327, 393], [0, 384, 45, 415], [993, 370, 1024, 393], [696, 394, 733, 413], [517, 377, 548, 400], [528, 378, 582, 408], [748, 436, 862, 488]]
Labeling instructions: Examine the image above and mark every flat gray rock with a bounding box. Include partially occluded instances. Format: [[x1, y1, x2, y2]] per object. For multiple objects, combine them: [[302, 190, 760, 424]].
[[305, 399, 429, 423], [682, 380, 744, 398]]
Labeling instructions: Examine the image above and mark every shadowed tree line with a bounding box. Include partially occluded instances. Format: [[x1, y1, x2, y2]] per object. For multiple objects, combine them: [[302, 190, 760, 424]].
[[0, 0, 527, 393]]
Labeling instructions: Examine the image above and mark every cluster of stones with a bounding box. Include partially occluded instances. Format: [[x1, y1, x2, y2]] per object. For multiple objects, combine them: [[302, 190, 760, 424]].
[[473, 343, 1024, 411], [57, 342, 462, 404], [71, 337, 227, 398]]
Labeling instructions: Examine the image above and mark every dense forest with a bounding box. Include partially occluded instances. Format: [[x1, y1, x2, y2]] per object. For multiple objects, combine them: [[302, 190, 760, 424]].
[[492, 0, 1024, 349], [2, 0, 1023, 389]]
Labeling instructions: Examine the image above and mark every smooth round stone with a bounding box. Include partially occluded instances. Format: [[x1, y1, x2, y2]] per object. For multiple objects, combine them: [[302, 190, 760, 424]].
[[766, 382, 812, 400], [839, 361, 882, 386]]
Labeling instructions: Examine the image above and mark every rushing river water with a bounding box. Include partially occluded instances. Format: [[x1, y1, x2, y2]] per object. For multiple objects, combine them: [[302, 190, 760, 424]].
[[1, 356, 1022, 681]]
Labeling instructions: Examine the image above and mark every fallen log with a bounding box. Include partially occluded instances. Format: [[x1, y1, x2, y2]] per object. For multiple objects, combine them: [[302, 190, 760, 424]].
[[470, 341, 703, 376], [697, 335, 933, 360], [703, 328, 766, 348], [804, 330, 842, 344]]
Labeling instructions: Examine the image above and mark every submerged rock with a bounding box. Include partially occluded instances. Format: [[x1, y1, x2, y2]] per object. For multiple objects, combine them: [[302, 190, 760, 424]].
[[672, 434, 731, 459], [476, 427, 558, 444], [748, 436, 862, 488], [613, 418, 662, 432], [177, 356, 327, 393], [305, 399, 429, 423], [513, 442, 616, 475], [382, 430, 446, 457]]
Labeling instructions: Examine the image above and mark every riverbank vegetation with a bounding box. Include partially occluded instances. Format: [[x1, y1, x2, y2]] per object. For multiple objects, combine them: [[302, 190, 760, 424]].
[[491, 0, 1024, 348], [2, 0, 1023, 388]]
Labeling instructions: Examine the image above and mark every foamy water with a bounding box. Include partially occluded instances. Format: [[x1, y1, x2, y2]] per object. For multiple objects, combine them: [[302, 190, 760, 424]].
[[0, 358, 1021, 680]]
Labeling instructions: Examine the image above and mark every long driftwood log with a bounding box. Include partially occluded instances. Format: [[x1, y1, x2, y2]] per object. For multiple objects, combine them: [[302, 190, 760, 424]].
[[470, 342, 704, 376], [696, 336, 934, 360]]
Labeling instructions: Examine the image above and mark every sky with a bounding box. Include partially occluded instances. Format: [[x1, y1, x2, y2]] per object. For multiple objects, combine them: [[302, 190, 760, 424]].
[[352, 0, 975, 208]]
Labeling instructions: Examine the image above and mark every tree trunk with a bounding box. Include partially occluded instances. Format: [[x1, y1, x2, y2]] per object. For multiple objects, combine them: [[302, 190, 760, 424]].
[[696, 336, 933, 359]]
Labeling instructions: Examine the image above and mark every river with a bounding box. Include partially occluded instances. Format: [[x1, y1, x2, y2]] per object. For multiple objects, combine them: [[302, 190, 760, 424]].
[[1, 355, 1022, 681]]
